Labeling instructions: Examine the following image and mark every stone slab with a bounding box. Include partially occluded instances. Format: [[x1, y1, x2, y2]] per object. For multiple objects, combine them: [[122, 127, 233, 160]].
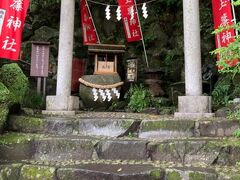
[[147, 138, 240, 166], [139, 119, 195, 138], [0, 163, 22, 180], [45, 95, 79, 111], [42, 110, 76, 116], [33, 137, 96, 161], [96, 140, 149, 160], [176, 96, 213, 113], [198, 120, 240, 137], [174, 112, 215, 119], [19, 165, 56, 180], [57, 164, 162, 180]]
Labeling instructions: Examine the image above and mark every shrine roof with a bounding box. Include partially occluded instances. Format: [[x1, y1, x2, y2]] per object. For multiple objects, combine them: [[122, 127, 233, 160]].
[[87, 44, 126, 54]]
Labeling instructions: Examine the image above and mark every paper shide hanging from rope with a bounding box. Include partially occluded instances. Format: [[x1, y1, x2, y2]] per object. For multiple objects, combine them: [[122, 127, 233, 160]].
[[81, 0, 149, 67], [103, 3, 148, 21], [91, 88, 120, 102]]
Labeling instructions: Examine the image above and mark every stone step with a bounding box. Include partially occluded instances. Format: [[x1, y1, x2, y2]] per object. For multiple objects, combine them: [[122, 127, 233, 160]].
[[7, 114, 240, 138], [7, 115, 140, 137], [0, 160, 239, 180], [1, 133, 240, 166]]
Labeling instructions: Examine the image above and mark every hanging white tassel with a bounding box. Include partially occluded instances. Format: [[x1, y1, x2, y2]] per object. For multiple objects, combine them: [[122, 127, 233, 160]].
[[116, 6, 121, 21], [105, 89, 112, 101], [99, 89, 107, 101], [92, 88, 98, 101], [142, 3, 148, 19], [105, 5, 111, 20], [112, 88, 120, 99]]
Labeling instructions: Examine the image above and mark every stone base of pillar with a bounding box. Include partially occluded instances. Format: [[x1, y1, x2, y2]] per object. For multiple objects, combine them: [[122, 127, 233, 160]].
[[174, 96, 215, 119], [42, 95, 79, 115]]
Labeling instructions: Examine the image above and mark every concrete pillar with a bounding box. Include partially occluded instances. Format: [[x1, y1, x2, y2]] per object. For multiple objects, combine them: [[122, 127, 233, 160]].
[[43, 0, 79, 115], [174, 0, 214, 119]]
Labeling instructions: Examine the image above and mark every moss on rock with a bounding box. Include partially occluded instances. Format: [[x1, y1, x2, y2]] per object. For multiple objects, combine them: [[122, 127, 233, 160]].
[[8, 116, 44, 133], [20, 165, 55, 180], [189, 172, 206, 180], [0, 133, 34, 145], [0, 164, 22, 180], [166, 170, 182, 180], [140, 120, 195, 132], [150, 169, 162, 179]]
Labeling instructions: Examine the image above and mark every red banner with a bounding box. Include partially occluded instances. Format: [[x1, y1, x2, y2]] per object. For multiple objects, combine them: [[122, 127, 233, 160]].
[[212, 0, 238, 67], [118, 0, 142, 42], [80, 0, 98, 45], [0, 0, 29, 60]]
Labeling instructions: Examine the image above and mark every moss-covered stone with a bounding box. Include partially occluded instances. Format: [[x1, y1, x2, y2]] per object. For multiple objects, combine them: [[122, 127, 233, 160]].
[[140, 120, 195, 132], [119, 119, 135, 130], [56, 168, 75, 180], [20, 165, 55, 180], [189, 172, 206, 180], [166, 170, 182, 180], [150, 169, 162, 179], [0, 133, 34, 145], [0, 164, 22, 180], [0, 63, 28, 105], [8, 115, 44, 133]]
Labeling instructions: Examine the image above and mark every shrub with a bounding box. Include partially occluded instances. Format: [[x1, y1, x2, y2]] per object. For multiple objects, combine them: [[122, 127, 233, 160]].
[[22, 88, 44, 109], [0, 63, 28, 105], [0, 82, 10, 105], [127, 84, 153, 112], [212, 74, 232, 106], [0, 82, 10, 133], [233, 128, 240, 138]]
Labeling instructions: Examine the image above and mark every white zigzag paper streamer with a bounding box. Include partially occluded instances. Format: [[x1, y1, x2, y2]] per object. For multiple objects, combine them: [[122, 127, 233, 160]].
[[112, 88, 120, 99], [142, 3, 148, 19], [92, 88, 98, 101], [105, 5, 111, 20], [105, 89, 112, 101], [116, 6, 121, 21], [99, 89, 107, 101]]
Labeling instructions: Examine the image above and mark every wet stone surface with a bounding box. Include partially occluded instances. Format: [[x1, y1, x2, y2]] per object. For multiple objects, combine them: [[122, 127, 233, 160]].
[[96, 140, 148, 160], [57, 164, 161, 180]]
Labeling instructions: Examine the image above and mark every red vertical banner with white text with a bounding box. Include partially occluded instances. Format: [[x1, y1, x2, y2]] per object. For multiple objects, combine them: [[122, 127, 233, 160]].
[[118, 0, 142, 42], [80, 0, 98, 45], [0, 0, 30, 60], [212, 0, 238, 67]]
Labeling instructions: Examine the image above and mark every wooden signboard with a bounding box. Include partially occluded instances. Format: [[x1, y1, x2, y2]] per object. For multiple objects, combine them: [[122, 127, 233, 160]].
[[126, 58, 138, 82], [30, 42, 50, 77]]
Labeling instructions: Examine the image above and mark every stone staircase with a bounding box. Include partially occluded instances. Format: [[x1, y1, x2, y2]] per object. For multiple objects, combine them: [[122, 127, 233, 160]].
[[0, 112, 240, 179]]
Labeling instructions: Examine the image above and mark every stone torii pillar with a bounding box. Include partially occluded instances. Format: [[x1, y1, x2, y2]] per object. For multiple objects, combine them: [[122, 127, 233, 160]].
[[44, 0, 79, 115], [174, 0, 214, 119]]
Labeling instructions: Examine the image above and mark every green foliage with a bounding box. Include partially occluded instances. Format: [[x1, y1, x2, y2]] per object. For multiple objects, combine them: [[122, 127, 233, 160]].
[[0, 82, 10, 105], [227, 109, 240, 120], [210, 3, 240, 74], [212, 75, 232, 106], [0, 63, 28, 105], [22, 88, 44, 109], [233, 128, 240, 138], [126, 84, 153, 112], [0, 106, 9, 134], [108, 101, 127, 111]]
